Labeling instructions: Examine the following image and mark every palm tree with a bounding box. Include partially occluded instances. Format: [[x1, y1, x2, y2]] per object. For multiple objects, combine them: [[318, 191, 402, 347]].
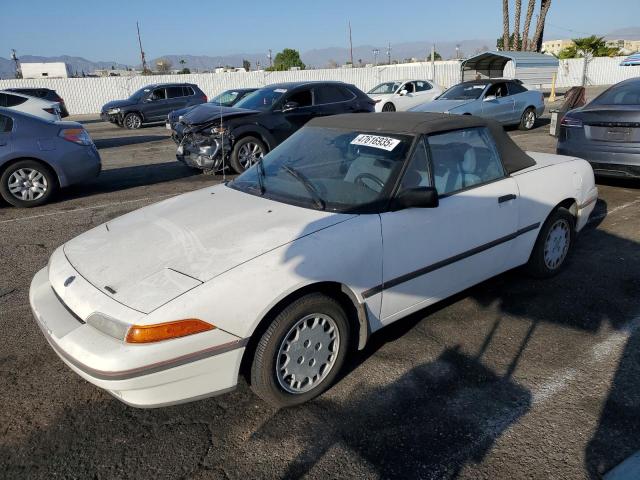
[[521, 0, 536, 51], [502, 0, 510, 51], [530, 0, 552, 51], [512, 0, 522, 50]]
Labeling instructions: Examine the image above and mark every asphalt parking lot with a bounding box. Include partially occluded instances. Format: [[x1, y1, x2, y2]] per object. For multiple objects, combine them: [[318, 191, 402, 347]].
[[1, 100, 640, 479]]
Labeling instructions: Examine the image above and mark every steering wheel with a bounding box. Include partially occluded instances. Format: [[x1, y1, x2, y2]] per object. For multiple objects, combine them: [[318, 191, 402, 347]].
[[354, 172, 385, 192]]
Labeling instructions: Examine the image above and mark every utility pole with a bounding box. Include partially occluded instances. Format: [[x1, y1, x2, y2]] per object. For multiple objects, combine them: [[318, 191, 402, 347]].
[[11, 49, 21, 78], [372, 48, 379, 66], [431, 44, 435, 81], [455, 44, 460, 59], [268, 49, 273, 68], [348, 21, 354, 65], [136, 21, 149, 74], [387, 42, 391, 65]]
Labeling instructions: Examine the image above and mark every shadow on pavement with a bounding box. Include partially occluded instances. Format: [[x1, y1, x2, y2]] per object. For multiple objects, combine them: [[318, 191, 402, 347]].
[[94, 135, 170, 149]]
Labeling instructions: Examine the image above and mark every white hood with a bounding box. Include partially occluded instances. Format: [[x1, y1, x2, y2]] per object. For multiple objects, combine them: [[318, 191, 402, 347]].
[[63, 184, 354, 312]]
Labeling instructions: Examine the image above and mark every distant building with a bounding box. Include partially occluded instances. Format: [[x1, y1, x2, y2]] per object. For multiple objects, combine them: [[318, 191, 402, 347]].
[[543, 38, 640, 56], [541, 39, 576, 56], [21, 62, 71, 79], [93, 68, 139, 77]]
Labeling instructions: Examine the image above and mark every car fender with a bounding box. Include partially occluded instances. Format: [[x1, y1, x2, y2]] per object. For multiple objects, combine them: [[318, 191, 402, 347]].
[[142, 214, 384, 343], [230, 124, 277, 151]]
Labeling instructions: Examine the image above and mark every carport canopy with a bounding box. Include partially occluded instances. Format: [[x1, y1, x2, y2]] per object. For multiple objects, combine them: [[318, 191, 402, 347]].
[[461, 51, 559, 87]]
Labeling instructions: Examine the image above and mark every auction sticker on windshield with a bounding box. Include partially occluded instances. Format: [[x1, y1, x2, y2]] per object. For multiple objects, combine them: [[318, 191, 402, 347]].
[[351, 134, 401, 151]]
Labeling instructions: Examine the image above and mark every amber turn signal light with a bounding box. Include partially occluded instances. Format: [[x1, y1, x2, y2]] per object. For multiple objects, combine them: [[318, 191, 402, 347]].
[[125, 319, 215, 343]]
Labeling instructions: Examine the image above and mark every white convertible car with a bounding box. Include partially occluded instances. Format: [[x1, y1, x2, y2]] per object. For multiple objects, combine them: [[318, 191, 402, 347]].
[[30, 113, 598, 408], [368, 79, 442, 112]]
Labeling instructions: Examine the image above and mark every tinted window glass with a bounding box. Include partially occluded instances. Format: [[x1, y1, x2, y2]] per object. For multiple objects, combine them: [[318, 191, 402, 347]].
[[415, 81, 432, 92], [5, 94, 27, 107], [0, 114, 13, 132], [507, 82, 527, 95], [402, 82, 416, 93], [166, 87, 183, 98], [427, 127, 504, 195], [183, 86, 195, 96], [400, 138, 432, 190], [486, 83, 508, 98], [592, 81, 640, 105], [152, 88, 166, 100], [234, 87, 286, 111], [0, 93, 6, 107], [315, 85, 353, 104], [287, 89, 312, 107]]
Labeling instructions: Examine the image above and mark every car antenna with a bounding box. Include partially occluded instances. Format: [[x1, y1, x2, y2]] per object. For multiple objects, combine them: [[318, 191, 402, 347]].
[[220, 98, 226, 182]]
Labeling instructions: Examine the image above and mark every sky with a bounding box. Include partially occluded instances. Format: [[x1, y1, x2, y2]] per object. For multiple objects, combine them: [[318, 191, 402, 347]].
[[2, 0, 639, 64]]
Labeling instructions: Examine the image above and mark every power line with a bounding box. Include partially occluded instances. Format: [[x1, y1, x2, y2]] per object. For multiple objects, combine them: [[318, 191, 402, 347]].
[[538, 16, 593, 37]]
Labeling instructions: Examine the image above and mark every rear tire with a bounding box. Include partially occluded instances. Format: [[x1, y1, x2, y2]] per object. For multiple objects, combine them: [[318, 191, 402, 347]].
[[382, 102, 396, 112], [123, 112, 142, 129], [0, 160, 57, 208], [526, 207, 575, 278], [519, 107, 536, 131], [230, 136, 266, 173], [250, 293, 351, 408]]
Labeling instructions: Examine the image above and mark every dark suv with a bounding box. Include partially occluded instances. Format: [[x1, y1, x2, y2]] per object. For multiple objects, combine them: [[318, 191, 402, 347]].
[[101, 83, 207, 129], [6, 87, 69, 117], [176, 81, 375, 173]]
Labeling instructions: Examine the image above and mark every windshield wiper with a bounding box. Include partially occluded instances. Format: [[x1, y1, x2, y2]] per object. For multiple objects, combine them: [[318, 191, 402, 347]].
[[281, 164, 325, 210]]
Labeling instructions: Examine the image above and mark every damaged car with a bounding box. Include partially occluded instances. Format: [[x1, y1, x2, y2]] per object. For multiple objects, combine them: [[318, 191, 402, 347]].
[[175, 81, 375, 173]]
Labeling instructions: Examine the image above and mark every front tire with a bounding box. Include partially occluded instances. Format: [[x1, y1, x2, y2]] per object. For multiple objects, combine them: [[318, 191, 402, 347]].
[[526, 207, 575, 278], [250, 293, 351, 408], [519, 107, 536, 131], [0, 160, 57, 207], [230, 136, 266, 173], [123, 112, 142, 129], [382, 102, 396, 112]]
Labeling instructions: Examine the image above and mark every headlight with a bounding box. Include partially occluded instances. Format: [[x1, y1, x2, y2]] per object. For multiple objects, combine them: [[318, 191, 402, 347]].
[[86, 313, 215, 343], [107, 108, 120, 114]]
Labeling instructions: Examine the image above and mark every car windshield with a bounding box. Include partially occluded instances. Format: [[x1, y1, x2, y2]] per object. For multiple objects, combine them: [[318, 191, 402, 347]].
[[438, 84, 486, 100], [230, 126, 414, 212], [129, 87, 150, 101], [368, 82, 402, 95], [234, 87, 286, 111], [591, 82, 640, 105], [210, 90, 244, 106]]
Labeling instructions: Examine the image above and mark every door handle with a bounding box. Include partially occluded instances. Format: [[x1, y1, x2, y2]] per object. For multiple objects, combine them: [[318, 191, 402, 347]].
[[498, 194, 516, 203]]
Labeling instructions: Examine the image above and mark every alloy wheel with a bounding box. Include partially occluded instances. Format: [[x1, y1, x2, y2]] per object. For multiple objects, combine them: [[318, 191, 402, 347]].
[[524, 110, 536, 129], [276, 313, 340, 394], [124, 114, 141, 129], [7, 168, 48, 202], [238, 142, 264, 169], [543, 219, 570, 269]]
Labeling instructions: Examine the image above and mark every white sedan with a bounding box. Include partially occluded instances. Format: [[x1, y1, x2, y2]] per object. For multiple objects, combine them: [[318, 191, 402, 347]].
[[0, 90, 61, 121], [30, 113, 597, 408], [368, 79, 442, 112]]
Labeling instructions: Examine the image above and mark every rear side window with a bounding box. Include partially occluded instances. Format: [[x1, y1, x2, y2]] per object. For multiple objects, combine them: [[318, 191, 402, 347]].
[[427, 127, 505, 196], [0, 114, 13, 132], [4, 94, 28, 107], [183, 86, 195, 96], [507, 82, 527, 95], [314, 85, 354, 104], [415, 81, 432, 92], [166, 87, 184, 98]]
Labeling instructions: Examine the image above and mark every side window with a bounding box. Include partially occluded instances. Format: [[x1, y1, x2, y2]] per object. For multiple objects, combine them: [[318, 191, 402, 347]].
[[5, 94, 27, 107], [486, 83, 507, 98], [507, 82, 527, 95], [415, 81, 432, 92], [183, 86, 195, 96], [427, 127, 505, 196], [0, 93, 6, 107], [0, 114, 13, 133], [152, 88, 167, 100], [166, 87, 183, 98], [399, 138, 432, 190], [286, 88, 312, 107], [402, 82, 415, 93], [314, 86, 354, 104]]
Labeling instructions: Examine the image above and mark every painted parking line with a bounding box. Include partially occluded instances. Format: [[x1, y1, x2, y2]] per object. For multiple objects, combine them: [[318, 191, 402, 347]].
[[605, 451, 640, 480], [0, 193, 177, 225]]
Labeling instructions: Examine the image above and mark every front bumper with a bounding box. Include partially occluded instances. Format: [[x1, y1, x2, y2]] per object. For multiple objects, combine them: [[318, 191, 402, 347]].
[[176, 132, 231, 170], [100, 112, 122, 124], [30, 267, 246, 408]]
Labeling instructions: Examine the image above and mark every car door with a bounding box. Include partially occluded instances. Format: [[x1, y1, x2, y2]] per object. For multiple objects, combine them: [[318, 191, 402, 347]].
[[271, 87, 315, 143], [378, 128, 519, 323], [144, 87, 169, 121], [506, 81, 529, 123], [405, 81, 438, 109], [0, 113, 13, 160], [393, 81, 417, 111], [313, 85, 357, 116], [165, 86, 189, 114], [481, 82, 515, 123]]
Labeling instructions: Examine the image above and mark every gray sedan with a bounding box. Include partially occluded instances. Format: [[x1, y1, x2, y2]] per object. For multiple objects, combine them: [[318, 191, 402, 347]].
[[410, 79, 545, 130], [0, 107, 101, 207]]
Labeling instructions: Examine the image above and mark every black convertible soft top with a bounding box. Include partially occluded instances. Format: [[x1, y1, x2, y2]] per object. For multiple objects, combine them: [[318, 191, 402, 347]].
[[308, 112, 536, 174]]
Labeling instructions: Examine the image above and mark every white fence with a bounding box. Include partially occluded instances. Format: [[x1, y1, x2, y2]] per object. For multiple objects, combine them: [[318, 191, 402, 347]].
[[0, 57, 637, 115]]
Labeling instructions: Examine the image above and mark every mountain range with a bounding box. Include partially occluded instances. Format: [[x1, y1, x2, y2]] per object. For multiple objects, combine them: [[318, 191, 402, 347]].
[[1, 27, 638, 79]]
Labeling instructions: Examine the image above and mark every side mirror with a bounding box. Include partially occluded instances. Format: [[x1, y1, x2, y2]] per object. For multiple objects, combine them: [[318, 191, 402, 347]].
[[390, 186, 439, 211], [399, 89, 408, 96], [145, 97, 154, 102], [282, 101, 299, 112], [483, 95, 497, 102]]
